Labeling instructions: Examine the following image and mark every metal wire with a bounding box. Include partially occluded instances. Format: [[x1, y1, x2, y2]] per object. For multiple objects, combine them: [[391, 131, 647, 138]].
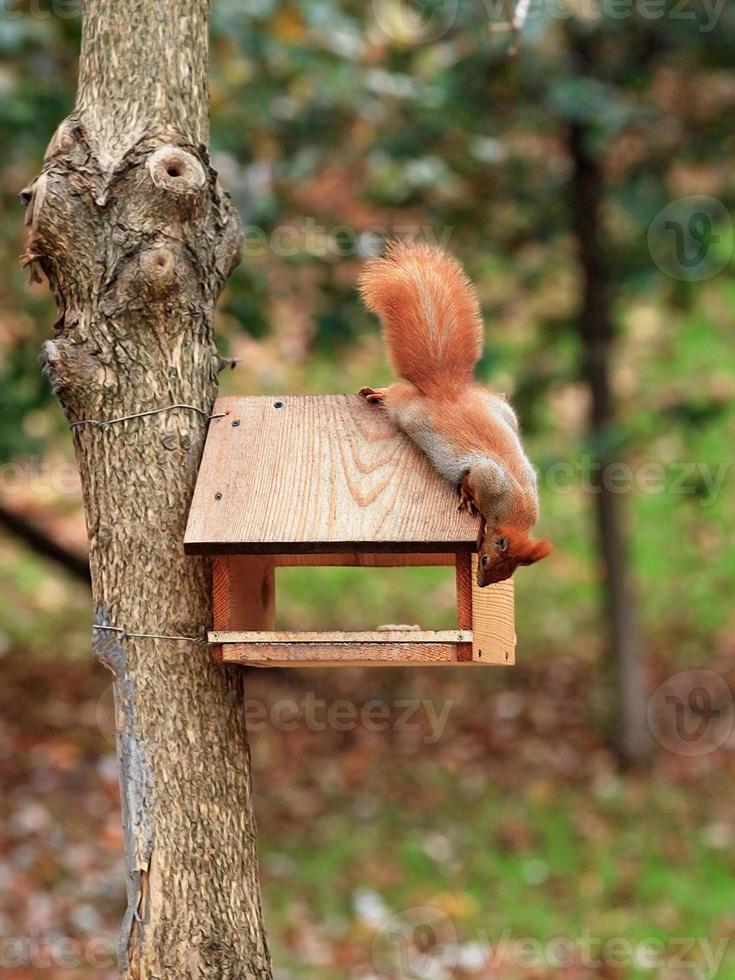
[[70, 403, 226, 430], [94, 624, 208, 644], [73, 402, 225, 642]]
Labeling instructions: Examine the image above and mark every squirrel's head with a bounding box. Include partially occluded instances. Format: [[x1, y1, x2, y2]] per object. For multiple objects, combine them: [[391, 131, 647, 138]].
[[476, 522, 552, 587]]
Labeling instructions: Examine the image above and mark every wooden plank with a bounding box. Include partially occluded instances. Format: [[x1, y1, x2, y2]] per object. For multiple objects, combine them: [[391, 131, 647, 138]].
[[455, 553, 473, 628], [212, 555, 232, 631], [210, 629, 471, 644], [184, 395, 479, 554], [210, 553, 515, 667], [211, 555, 275, 660], [220, 642, 477, 667], [226, 556, 275, 630], [273, 552, 455, 567], [471, 557, 515, 664], [455, 553, 473, 662]]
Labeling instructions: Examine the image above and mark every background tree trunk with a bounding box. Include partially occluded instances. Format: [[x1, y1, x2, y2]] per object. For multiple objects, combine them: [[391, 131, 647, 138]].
[[22, 1, 273, 975], [0, 501, 90, 584], [567, 115, 653, 767]]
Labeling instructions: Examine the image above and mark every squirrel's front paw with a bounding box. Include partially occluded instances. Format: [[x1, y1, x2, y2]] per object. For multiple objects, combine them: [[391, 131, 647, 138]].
[[358, 386, 386, 405]]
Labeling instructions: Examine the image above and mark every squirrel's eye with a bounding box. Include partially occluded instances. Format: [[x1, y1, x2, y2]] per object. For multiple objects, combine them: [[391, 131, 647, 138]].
[[481, 555, 489, 567], [497, 537, 509, 552]]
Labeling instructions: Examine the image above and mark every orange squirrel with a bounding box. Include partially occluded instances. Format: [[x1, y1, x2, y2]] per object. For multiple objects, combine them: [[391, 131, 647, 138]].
[[358, 241, 551, 587]]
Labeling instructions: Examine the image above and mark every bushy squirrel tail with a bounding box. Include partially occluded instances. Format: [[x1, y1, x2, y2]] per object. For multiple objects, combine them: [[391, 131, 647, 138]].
[[359, 241, 484, 395]]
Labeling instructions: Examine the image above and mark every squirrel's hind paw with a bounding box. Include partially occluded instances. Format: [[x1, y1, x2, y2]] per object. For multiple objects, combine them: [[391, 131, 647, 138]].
[[358, 386, 386, 405], [457, 478, 480, 517]]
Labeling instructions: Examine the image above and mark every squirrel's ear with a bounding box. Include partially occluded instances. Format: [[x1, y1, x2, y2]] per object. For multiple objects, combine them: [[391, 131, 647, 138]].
[[517, 538, 552, 565]]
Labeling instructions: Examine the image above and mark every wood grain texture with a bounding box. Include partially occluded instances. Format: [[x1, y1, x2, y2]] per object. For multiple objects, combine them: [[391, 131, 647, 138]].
[[455, 553, 473, 629], [226, 556, 276, 630], [210, 629, 472, 644], [211, 556, 231, 631], [212, 556, 275, 659], [272, 552, 455, 567], [185, 395, 480, 554], [210, 551, 515, 669], [471, 556, 516, 664], [221, 642, 473, 667], [455, 553, 473, 662]]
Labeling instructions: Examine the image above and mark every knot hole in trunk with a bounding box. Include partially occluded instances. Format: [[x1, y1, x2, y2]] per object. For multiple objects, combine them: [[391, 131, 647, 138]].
[[139, 246, 177, 295], [147, 145, 206, 197]]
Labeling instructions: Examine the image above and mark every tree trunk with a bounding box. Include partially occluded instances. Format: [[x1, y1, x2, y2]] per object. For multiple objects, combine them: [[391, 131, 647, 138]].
[[567, 120, 652, 766], [21, 2, 273, 975]]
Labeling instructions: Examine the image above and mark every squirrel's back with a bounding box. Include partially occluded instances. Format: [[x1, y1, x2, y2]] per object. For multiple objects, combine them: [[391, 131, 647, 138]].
[[359, 241, 483, 395]]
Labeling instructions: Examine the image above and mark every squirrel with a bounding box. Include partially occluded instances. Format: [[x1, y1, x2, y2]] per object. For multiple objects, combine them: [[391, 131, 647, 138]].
[[358, 240, 551, 587]]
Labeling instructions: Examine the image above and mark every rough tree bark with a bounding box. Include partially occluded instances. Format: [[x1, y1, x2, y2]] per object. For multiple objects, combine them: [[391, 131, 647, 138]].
[[21, 2, 273, 976], [567, 116, 652, 766]]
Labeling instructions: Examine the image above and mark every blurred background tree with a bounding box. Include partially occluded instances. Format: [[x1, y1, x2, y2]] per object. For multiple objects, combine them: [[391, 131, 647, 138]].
[[1, 1, 734, 976]]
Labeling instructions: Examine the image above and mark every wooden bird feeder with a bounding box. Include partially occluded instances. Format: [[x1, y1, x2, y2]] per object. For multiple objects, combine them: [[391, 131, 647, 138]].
[[184, 395, 515, 667]]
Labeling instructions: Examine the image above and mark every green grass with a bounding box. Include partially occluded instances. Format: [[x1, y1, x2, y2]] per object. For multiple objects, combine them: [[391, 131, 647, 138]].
[[259, 769, 735, 977], [277, 565, 458, 630]]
